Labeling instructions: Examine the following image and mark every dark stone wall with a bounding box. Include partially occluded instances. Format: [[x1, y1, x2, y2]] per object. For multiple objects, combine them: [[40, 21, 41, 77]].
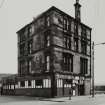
[[3, 88, 52, 97], [53, 51, 63, 72]]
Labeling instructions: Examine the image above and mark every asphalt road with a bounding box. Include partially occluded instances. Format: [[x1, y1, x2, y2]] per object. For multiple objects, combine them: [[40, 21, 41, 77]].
[[0, 94, 105, 105]]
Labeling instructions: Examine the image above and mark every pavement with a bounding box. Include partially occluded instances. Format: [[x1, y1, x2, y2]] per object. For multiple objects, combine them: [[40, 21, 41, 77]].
[[0, 94, 105, 105]]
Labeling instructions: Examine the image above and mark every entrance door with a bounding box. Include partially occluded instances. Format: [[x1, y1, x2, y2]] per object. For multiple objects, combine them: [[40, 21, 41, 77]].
[[79, 85, 84, 95]]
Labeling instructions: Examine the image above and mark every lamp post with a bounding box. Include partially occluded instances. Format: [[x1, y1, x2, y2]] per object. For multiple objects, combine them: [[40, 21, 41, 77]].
[[92, 42, 105, 98]]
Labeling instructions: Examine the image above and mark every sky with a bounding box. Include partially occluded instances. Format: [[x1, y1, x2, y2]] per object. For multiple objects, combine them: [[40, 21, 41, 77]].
[[0, 0, 105, 85]]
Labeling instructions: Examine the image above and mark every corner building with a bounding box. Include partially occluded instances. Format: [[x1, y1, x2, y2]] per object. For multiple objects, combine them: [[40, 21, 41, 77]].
[[2, 0, 92, 97]]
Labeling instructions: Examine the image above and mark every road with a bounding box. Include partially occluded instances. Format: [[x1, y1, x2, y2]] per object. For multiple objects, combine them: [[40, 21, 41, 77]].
[[0, 94, 105, 105]]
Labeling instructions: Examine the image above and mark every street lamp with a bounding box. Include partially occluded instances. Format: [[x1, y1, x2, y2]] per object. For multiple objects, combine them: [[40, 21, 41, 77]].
[[92, 42, 105, 98]]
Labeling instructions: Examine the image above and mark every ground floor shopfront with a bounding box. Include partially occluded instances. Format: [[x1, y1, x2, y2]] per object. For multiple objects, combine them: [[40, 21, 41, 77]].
[[2, 73, 91, 97]]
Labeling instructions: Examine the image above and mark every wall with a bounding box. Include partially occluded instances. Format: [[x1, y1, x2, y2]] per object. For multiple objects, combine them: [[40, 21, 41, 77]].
[[84, 78, 91, 95], [73, 54, 80, 74], [33, 33, 44, 51], [31, 51, 45, 73], [53, 50, 63, 72], [3, 88, 52, 97]]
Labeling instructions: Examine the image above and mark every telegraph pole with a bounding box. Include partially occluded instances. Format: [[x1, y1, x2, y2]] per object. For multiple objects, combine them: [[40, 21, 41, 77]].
[[92, 42, 105, 97]]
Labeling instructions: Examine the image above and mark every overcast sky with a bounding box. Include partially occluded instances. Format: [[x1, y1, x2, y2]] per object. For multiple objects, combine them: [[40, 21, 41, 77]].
[[0, 0, 105, 85]]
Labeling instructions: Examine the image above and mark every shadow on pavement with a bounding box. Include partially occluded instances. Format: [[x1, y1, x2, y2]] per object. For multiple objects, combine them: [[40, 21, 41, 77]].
[[39, 99, 65, 103], [0, 95, 65, 104]]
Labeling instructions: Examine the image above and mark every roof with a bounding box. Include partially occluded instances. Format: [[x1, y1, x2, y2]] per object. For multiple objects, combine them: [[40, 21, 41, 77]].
[[17, 6, 92, 34]]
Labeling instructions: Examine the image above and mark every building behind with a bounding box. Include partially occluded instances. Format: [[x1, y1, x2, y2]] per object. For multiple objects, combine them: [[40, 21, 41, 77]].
[[0, 74, 13, 95], [2, 0, 92, 97], [95, 85, 105, 94]]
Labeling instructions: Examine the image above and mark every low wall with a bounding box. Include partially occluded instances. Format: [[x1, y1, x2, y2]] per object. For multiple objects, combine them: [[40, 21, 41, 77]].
[[2, 88, 52, 97]]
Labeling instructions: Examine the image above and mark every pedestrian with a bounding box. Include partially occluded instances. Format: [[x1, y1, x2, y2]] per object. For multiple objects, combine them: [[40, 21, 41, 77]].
[[69, 88, 72, 100]]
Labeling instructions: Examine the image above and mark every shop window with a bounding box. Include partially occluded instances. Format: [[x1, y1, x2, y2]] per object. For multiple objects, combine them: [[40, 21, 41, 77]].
[[46, 36, 50, 46], [64, 79, 72, 88], [64, 18, 67, 30], [57, 79, 63, 88], [43, 79, 51, 88]]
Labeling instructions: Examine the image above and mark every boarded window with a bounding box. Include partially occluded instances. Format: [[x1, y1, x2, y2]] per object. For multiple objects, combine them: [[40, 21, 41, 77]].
[[36, 80, 43, 86], [28, 80, 31, 86], [20, 81, 25, 87]]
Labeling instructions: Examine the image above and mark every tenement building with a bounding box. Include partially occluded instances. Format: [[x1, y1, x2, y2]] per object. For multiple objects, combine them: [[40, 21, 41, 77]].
[[2, 0, 92, 97]]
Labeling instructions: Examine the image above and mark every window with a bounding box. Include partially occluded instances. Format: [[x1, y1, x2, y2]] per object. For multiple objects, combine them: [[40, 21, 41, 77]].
[[29, 25, 34, 36], [82, 26, 86, 38], [86, 29, 91, 39], [74, 23, 78, 36], [63, 53, 73, 72], [20, 81, 25, 87], [44, 30, 50, 47], [46, 16, 50, 26], [68, 37, 71, 49], [68, 20, 71, 32], [74, 38, 78, 51], [46, 36, 50, 46], [45, 55, 50, 72], [81, 40, 87, 54], [69, 58, 73, 72], [80, 58, 88, 74], [64, 79, 72, 88], [28, 60, 32, 74], [64, 37, 71, 49], [20, 60, 25, 75], [20, 44, 25, 56], [64, 18, 67, 30], [78, 25, 81, 36], [28, 40, 32, 54], [19, 31, 26, 42], [64, 37, 67, 48], [71, 21, 74, 33]]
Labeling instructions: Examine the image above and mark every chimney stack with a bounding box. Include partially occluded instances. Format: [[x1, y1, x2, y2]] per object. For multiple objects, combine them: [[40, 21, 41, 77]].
[[74, 0, 81, 21]]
